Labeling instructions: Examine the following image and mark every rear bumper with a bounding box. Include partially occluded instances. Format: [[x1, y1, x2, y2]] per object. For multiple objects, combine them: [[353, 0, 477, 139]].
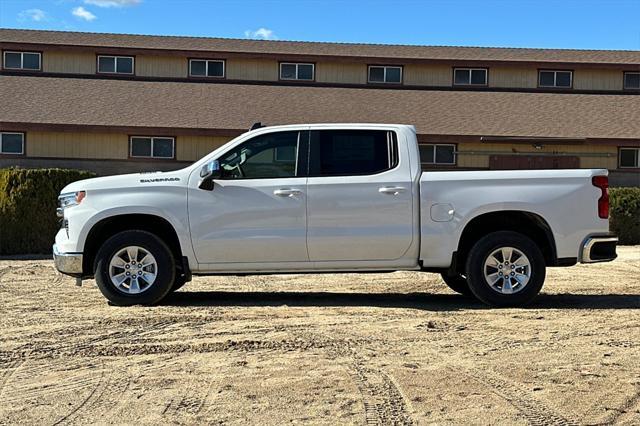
[[580, 235, 618, 263], [52, 244, 83, 276]]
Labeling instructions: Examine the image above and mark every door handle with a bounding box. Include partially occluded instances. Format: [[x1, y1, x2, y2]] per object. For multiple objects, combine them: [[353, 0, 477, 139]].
[[378, 186, 406, 195], [274, 188, 302, 197]]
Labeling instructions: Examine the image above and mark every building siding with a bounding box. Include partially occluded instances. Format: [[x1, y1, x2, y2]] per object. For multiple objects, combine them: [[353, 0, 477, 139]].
[[316, 62, 366, 84], [489, 67, 538, 88], [136, 55, 186, 78], [573, 69, 623, 91], [27, 131, 128, 159], [176, 135, 231, 161], [226, 58, 278, 81], [42, 51, 95, 74], [403, 64, 451, 86]]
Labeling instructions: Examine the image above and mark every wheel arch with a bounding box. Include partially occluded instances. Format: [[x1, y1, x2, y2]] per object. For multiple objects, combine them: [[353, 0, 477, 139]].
[[453, 210, 558, 273], [82, 213, 184, 277]]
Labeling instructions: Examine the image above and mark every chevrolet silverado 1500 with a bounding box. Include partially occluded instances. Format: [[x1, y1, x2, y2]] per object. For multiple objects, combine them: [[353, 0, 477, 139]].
[[53, 124, 617, 306]]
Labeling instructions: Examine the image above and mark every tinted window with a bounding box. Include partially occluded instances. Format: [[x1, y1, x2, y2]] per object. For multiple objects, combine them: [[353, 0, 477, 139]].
[[619, 148, 639, 168], [385, 67, 401, 83], [1, 133, 24, 154], [131, 137, 151, 157], [419, 145, 435, 163], [116, 57, 133, 74], [309, 130, 396, 176], [555, 71, 571, 87], [368, 67, 385, 82], [624, 72, 640, 89], [219, 131, 300, 179], [471, 69, 486, 85], [4, 52, 21, 68], [207, 61, 224, 77], [153, 138, 174, 158], [539, 71, 555, 86], [22, 53, 40, 70], [98, 56, 116, 73], [297, 64, 314, 80], [435, 145, 455, 163], [190, 60, 206, 76], [280, 63, 297, 79], [454, 69, 469, 85]]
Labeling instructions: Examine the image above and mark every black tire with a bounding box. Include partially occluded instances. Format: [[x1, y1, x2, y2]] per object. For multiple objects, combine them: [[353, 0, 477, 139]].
[[440, 272, 473, 297], [94, 230, 176, 306], [465, 231, 546, 307]]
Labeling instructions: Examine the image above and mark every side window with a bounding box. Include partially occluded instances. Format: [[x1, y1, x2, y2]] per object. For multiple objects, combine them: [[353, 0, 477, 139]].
[[219, 131, 301, 179], [309, 130, 398, 176]]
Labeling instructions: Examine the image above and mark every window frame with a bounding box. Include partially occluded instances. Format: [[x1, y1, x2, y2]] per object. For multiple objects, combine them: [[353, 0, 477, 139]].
[[0, 132, 26, 156], [188, 59, 226, 78], [618, 147, 640, 169], [279, 62, 315, 81], [452, 67, 488, 86], [216, 130, 306, 180], [419, 143, 457, 166], [538, 69, 573, 89], [96, 55, 135, 75], [308, 130, 399, 177], [129, 136, 175, 160], [2, 51, 41, 71], [623, 71, 640, 91], [367, 65, 403, 84]]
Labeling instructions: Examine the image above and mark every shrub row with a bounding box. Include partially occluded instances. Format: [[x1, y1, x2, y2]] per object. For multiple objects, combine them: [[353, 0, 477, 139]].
[[610, 187, 640, 245], [0, 168, 95, 255]]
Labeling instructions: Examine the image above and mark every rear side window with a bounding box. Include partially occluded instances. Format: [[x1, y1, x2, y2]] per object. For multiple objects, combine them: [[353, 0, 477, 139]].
[[309, 130, 398, 176]]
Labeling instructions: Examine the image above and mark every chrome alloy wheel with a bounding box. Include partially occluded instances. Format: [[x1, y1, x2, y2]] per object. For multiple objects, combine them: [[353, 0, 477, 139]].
[[483, 246, 531, 295], [108, 246, 157, 294]]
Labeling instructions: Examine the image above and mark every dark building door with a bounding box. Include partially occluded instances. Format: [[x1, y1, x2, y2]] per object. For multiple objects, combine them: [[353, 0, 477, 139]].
[[490, 155, 580, 170]]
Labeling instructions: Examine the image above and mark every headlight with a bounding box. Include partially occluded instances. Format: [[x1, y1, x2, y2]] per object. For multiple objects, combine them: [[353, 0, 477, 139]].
[[57, 191, 86, 218]]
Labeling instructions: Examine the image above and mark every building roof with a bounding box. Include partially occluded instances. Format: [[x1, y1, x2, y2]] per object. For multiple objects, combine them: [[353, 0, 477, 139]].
[[1, 75, 639, 140], [2, 28, 640, 66]]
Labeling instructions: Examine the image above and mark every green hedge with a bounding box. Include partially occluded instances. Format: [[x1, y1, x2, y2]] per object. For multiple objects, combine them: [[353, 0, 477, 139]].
[[610, 187, 640, 245], [0, 168, 95, 255]]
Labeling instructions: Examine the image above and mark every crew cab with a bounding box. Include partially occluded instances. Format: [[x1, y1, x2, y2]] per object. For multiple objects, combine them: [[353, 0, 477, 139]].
[[53, 124, 617, 307]]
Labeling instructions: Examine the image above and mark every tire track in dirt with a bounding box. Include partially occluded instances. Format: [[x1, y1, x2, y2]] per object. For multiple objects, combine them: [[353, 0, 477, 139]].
[[162, 378, 214, 417], [0, 359, 25, 397], [601, 386, 640, 425]]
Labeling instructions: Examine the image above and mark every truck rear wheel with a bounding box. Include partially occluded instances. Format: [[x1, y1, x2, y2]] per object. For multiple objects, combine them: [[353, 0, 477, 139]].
[[94, 230, 176, 306], [465, 231, 545, 307], [440, 272, 473, 297]]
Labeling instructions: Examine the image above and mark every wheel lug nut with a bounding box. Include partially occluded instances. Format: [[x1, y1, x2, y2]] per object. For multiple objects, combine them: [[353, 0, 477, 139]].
[[511, 272, 515, 276], [511, 265, 515, 269], [125, 265, 129, 269], [499, 272, 503, 276], [498, 265, 502, 269], [126, 272, 130, 276]]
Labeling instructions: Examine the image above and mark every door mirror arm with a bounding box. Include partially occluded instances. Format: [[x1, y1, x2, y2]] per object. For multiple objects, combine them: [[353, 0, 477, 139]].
[[198, 160, 221, 190]]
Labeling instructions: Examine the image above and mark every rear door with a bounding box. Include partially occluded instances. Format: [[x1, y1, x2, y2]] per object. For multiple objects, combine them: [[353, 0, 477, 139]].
[[306, 129, 414, 261]]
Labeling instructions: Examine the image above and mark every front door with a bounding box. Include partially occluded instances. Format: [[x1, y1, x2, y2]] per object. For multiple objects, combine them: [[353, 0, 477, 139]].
[[306, 129, 414, 262], [188, 130, 309, 265]]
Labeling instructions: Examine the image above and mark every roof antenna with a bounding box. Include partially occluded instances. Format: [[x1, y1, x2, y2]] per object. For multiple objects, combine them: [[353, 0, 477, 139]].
[[250, 122, 265, 130]]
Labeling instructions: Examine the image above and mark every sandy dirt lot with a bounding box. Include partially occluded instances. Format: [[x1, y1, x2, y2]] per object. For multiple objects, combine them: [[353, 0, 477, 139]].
[[0, 246, 639, 425]]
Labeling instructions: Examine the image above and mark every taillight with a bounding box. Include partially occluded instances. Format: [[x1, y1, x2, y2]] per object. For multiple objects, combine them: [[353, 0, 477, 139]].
[[592, 176, 609, 219]]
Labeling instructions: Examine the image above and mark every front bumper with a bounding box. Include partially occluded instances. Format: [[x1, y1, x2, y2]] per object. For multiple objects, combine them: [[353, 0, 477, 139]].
[[52, 244, 83, 276], [581, 235, 618, 263]]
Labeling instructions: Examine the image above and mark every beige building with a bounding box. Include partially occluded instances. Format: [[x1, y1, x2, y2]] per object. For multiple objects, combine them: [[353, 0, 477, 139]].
[[0, 28, 639, 185]]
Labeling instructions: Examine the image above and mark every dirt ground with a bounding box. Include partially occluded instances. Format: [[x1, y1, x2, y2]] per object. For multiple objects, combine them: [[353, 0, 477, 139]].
[[0, 247, 639, 425]]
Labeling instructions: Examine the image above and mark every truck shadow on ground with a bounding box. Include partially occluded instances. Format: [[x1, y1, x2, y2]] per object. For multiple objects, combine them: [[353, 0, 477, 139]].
[[161, 291, 640, 311]]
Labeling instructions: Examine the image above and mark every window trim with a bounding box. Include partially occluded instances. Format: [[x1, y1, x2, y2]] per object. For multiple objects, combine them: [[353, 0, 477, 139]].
[[367, 65, 403, 84], [188, 58, 226, 78], [0, 131, 26, 156], [419, 143, 457, 166], [278, 62, 315, 81], [452, 67, 488, 86], [96, 55, 135, 75], [538, 69, 573, 89], [2, 51, 42, 71], [618, 147, 640, 169], [623, 71, 640, 91], [129, 136, 175, 160]]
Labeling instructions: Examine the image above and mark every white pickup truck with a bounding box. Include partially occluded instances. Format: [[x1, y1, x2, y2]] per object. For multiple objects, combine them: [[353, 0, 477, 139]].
[[53, 124, 617, 307]]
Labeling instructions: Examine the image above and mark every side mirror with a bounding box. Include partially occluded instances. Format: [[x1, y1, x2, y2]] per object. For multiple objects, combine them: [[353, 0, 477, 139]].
[[198, 160, 221, 190]]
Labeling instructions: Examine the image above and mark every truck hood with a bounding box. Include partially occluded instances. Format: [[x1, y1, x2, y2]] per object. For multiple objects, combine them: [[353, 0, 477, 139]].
[[60, 171, 186, 194]]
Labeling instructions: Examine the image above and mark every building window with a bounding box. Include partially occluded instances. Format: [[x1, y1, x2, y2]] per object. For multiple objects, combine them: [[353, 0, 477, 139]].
[[97, 55, 134, 74], [279, 63, 314, 81], [453, 68, 487, 86], [624, 72, 640, 90], [538, 70, 572, 88], [2, 51, 41, 71], [419, 144, 456, 165], [619, 147, 640, 168], [0, 132, 25, 155], [130, 137, 175, 159], [189, 59, 225, 78], [368, 66, 402, 84]]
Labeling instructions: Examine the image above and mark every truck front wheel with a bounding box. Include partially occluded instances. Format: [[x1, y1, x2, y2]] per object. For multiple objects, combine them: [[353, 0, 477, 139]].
[[465, 231, 545, 307], [94, 230, 176, 306]]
